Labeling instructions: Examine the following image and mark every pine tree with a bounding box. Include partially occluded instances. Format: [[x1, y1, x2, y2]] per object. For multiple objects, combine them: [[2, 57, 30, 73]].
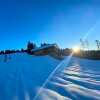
[[27, 41, 36, 52]]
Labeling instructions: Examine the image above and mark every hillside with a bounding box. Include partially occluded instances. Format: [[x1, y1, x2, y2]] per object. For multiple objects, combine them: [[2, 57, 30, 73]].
[[0, 53, 60, 100], [37, 57, 100, 100], [0, 53, 100, 100]]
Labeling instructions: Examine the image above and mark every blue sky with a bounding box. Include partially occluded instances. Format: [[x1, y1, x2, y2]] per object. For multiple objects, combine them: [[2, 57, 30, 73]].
[[0, 0, 100, 50]]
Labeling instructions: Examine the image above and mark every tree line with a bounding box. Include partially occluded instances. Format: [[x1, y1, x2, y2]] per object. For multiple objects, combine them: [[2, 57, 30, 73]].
[[80, 39, 100, 51], [1, 40, 100, 60], [0, 41, 58, 55]]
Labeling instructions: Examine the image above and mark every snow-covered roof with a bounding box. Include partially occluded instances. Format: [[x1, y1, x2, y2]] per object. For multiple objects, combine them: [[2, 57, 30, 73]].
[[32, 44, 57, 52]]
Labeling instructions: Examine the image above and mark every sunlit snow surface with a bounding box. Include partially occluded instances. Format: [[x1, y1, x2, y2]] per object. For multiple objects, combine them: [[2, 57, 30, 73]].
[[37, 57, 100, 100], [0, 53, 60, 100], [0, 53, 100, 100]]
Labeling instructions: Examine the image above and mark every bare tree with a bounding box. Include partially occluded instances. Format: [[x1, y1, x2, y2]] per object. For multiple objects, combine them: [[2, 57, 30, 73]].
[[85, 40, 89, 51], [95, 40, 100, 50], [80, 39, 85, 50], [80, 39, 89, 51]]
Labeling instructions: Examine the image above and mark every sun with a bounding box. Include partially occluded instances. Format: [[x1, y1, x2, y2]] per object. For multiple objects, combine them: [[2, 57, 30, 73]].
[[72, 46, 80, 53]]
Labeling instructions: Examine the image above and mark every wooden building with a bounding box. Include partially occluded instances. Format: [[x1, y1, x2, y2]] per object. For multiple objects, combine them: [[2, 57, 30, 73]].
[[31, 44, 59, 56]]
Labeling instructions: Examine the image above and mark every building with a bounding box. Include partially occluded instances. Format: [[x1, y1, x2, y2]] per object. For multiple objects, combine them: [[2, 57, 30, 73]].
[[31, 44, 59, 56]]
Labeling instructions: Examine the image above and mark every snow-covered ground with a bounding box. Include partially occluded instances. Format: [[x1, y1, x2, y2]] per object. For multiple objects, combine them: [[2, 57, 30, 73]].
[[0, 53, 60, 100], [0, 53, 100, 100], [38, 57, 100, 100]]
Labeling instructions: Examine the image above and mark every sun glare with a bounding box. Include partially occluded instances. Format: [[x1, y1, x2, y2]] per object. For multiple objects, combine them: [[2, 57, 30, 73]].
[[72, 46, 80, 53]]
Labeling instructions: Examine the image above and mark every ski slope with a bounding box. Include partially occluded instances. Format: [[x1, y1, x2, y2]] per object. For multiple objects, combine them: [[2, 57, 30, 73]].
[[0, 53, 100, 100], [38, 57, 100, 100], [0, 53, 60, 100]]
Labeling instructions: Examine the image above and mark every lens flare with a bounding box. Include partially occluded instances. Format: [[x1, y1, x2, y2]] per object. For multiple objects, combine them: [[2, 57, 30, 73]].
[[72, 46, 80, 53]]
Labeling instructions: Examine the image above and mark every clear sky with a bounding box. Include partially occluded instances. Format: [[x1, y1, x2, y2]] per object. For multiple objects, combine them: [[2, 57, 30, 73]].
[[0, 0, 100, 50]]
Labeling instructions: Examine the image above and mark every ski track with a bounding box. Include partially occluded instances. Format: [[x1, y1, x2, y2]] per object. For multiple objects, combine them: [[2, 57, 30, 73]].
[[0, 53, 100, 100], [37, 57, 100, 100]]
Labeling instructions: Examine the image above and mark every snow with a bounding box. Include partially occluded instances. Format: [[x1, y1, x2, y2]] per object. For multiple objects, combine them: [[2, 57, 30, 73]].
[[31, 44, 57, 52], [38, 57, 100, 100], [0, 53, 100, 100], [0, 53, 60, 100]]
